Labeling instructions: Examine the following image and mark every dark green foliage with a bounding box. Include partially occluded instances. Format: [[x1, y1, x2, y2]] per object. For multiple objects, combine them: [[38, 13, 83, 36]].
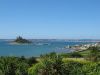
[[86, 47, 100, 62], [40, 52, 57, 59], [63, 61, 100, 75], [60, 52, 83, 58], [14, 36, 32, 43], [28, 57, 38, 66], [29, 57, 100, 75], [0, 56, 37, 75], [29, 53, 66, 75], [69, 52, 83, 58], [63, 61, 83, 75]]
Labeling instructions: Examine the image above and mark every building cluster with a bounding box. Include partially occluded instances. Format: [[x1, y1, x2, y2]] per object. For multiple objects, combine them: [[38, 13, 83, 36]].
[[65, 42, 100, 51]]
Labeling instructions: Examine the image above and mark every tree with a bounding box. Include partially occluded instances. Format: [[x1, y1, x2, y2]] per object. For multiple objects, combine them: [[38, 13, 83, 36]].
[[69, 52, 82, 58]]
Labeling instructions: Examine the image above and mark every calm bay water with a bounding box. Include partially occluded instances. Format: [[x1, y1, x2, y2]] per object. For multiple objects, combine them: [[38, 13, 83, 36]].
[[0, 40, 91, 57]]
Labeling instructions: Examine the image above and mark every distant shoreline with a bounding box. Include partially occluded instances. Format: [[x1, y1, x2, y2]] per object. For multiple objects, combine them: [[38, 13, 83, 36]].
[[9, 42, 31, 45]]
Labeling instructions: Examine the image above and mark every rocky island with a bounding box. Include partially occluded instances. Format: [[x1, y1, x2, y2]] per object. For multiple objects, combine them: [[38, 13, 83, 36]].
[[13, 36, 32, 44]]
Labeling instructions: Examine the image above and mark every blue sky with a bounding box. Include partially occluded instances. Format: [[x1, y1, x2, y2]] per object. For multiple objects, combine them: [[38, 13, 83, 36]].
[[0, 0, 100, 39]]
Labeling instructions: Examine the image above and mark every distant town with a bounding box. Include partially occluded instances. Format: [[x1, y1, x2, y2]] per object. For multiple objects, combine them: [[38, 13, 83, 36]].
[[65, 42, 100, 51]]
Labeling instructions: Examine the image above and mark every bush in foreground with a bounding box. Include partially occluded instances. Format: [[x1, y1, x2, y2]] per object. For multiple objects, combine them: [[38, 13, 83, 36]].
[[0, 56, 37, 75], [28, 53, 100, 75]]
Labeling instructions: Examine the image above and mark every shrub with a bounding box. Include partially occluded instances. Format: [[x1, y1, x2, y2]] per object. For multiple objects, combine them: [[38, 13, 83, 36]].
[[86, 47, 100, 62], [28, 55, 100, 75], [69, 52, 83, 58]]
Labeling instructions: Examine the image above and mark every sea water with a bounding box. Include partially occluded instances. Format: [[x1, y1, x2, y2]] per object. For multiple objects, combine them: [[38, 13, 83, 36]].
[[0, 39, 91, 57]]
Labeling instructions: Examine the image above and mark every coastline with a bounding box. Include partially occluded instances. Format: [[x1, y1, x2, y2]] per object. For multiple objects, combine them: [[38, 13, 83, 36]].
[[9, 42, 31, 45], [64, 42, 100, 52]]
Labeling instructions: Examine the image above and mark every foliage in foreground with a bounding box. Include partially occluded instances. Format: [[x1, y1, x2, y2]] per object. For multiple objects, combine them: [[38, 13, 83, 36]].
[[28, 53, 100, 75], [0, 56, 37, 75]]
